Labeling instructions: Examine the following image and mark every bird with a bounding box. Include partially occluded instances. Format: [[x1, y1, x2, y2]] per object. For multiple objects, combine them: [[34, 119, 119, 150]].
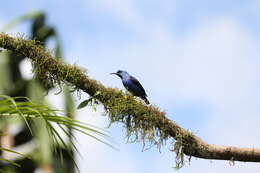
[[110, 70, 150, 104]]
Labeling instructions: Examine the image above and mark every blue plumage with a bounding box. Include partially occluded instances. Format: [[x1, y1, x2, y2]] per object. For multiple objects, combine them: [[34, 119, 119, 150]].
[[110, 70, 150, 104]]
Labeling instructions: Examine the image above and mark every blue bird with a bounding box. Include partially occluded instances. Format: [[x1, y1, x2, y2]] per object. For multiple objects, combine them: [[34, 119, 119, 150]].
[[110, 70, 150, 104]]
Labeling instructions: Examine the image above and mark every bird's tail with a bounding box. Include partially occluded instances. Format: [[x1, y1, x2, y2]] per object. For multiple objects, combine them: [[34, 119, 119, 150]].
[[142, 97, 150, 104]]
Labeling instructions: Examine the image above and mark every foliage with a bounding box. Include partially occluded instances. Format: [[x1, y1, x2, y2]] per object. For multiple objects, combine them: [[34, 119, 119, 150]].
[[0, 95, 113, 169], [0, 12, 115, 172]]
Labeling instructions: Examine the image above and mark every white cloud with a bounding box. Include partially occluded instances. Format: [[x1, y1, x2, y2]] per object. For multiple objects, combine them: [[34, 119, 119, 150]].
[[85, 0, 142, 27], [83, 0, 178, 35]]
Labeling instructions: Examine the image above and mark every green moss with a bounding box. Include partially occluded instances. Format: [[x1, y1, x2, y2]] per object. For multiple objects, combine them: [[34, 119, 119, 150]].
[[0, 33, 198, 169]]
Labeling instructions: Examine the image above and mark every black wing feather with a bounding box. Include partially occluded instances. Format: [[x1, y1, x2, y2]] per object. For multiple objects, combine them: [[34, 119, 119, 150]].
[[130, 76, 147, 96]]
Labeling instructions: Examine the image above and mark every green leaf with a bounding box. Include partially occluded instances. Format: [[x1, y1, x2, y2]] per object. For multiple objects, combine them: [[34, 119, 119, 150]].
[[0, 94, 116, 169], [0, 147, 30, 159], [0, 158, 20, 167], [77, 98, 92, 109], [1, 11, 42, 32]]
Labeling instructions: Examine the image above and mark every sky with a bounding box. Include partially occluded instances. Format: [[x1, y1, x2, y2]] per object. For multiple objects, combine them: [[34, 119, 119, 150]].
[[1, 0, 260, 173]]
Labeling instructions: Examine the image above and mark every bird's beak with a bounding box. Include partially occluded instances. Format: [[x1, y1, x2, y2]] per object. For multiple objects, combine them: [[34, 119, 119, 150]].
[[110, 72, 118, 75]]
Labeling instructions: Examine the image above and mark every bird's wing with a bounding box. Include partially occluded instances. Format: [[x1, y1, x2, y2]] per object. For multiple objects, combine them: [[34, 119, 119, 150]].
[[130, 76, 147, 96]]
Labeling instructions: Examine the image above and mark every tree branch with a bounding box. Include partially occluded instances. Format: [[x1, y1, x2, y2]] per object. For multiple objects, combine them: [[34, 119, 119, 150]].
[[0, 33, 260, 167]]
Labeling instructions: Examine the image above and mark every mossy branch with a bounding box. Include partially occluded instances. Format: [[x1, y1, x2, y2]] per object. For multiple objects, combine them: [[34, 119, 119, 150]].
[[1, 33, 260, 168]]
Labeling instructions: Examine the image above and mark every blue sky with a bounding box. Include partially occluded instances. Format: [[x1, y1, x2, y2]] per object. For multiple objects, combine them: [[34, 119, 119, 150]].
[[1, 1, 260, 173]]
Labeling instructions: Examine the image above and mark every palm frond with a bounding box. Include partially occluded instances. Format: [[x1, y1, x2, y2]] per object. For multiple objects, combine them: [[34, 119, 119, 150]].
[[0, 95, 115, 168], [1, 11, 42, 32], [0, 147, 31, 167]]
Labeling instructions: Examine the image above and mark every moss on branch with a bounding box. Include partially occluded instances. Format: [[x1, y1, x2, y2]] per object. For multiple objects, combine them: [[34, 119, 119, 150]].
[[1, 33, 260, 168]]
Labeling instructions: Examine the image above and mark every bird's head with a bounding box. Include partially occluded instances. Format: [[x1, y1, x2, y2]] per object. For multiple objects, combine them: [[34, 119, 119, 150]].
[[110, 70, 129, 79]]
